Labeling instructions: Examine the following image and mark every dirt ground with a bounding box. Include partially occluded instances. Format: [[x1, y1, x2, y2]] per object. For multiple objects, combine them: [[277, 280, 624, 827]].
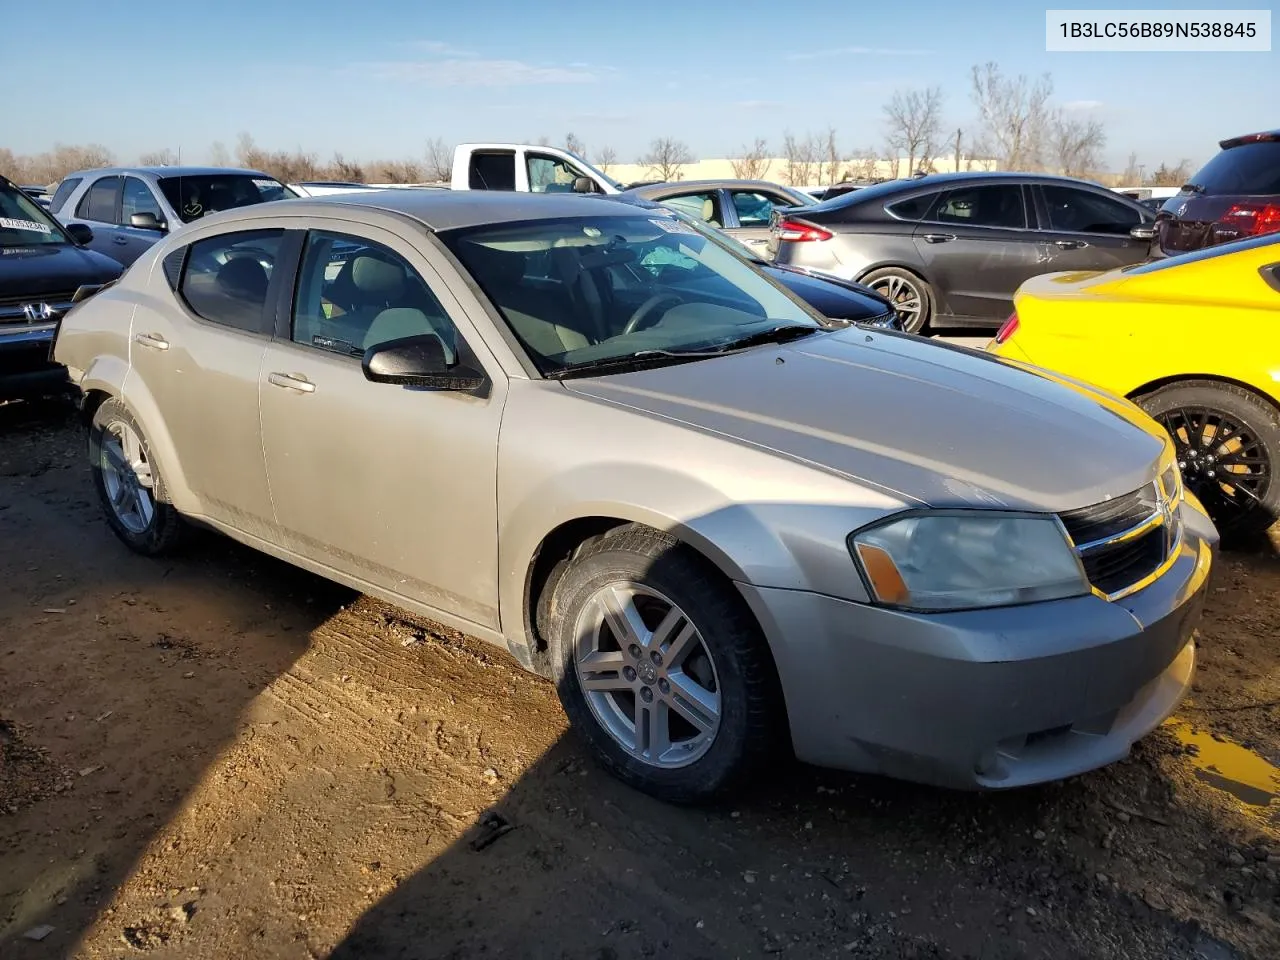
[[1, 398, 1277, 960]]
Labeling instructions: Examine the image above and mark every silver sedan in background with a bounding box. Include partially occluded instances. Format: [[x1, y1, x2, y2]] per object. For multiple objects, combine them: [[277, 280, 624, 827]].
[[54, 190, 1215, 803]]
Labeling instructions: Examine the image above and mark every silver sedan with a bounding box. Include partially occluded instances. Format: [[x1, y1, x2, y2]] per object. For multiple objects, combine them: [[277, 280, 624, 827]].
[[54, 190, 1216, 803]]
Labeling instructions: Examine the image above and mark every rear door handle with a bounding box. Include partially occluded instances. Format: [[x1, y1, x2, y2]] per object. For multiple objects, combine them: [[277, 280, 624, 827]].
[[133, 332, 169, 351], [920, 233, 956, 243], [1055, 239, 1089, 249], [268, 372, 316, 393]]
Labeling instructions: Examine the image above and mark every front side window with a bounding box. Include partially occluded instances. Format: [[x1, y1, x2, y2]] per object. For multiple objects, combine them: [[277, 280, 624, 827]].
[[731, 190, 792, 227], [156, 174, 293, 224], [658, 192, 723, 226], [292, 231, 458, 360], [934, 185, 1026, 229], [1042, 185, 1143, 234], [527, 154, 580, 193], [76, 176, 120, 222], [121, 177, 164, 224], [469, 152, 516, 191], [440, 214, 823, 375], [0, 182, 69, 247], [178, 229, 284, 333]]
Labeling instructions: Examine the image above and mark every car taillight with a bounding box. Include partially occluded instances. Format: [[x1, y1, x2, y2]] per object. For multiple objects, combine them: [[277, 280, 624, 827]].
[[1222, 202, 1280, 236], [995, 311, 1019, 344], [774, 219, 833, 243]]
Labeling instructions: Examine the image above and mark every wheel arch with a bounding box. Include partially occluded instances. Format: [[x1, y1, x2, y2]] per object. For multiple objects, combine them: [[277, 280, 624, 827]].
[[854, 260, 932, 287], [1128, 373, 1280, 417]]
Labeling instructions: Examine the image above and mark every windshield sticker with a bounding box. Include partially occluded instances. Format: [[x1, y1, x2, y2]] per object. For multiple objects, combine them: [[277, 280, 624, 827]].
[[648, 217, 697, 235], [0, 217, 53, 234], [182, 199, 204, 218], [252, 179, 279, 189]]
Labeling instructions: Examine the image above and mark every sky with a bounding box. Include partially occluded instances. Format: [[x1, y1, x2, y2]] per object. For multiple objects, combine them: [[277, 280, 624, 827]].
[[6, 0, 1277, 172]]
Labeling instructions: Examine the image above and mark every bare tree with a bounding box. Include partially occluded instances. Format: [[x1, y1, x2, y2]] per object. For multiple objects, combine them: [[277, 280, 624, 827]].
[[596, 146, 618, 174], [368, 158, 424, 183], [1146, 160, 1192, 187], [139, 148, 177, 166], [209, 140, 231, 166], [780, 131, 820, 186], [424, 137, 453, 182], [952, 129, 963, 174], [0, 143, 117, 184], [641, 137, 693, 181], [329, 153, 365, 182], [822, 128, 842, 185], [535, 135, 552, 147], [883, 86, 944, 178], [845, 149, 880, 182], [969, 62, 1054, 170], [564, 132, 587, 158], [1122, 151, 1141, 184], [729, 138, 770, 180], [1048, 113, 1106, 178]]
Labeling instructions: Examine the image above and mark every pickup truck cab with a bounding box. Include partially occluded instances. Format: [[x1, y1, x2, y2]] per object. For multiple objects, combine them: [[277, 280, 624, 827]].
[[451, 143, 622, 194]]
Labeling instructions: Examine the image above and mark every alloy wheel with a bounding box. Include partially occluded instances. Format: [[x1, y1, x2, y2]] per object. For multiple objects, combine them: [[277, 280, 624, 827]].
[[1155, 405, 1272, 521], [99, 420, 156, 534], [868, 274, 924, 332], [573, 582, 722, 768]]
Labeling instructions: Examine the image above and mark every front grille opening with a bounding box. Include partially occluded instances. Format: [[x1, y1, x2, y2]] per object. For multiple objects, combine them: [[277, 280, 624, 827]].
[[1080, 525, 1167, 595], [0, 289, 77, 309]]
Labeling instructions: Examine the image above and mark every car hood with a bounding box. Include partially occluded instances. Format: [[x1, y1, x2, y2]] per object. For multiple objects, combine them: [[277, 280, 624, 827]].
[[763, 265, 896, 323], [561, 328, 1168, 512], [0, 243, 122, 297]]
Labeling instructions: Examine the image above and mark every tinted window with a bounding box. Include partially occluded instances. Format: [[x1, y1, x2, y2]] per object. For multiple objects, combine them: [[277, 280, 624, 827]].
[[470, 152, 516, 191], [886, 192, 938, 221], [179, 229, 283, 333], [527, 153, 580, 193], [50, 178, 81, 212], [0, 182, 67, 247], [1042, 185, 1144, 234], [121, 177, 164, 224], [156, 174, 291, 224], [934, 185, 1026, 229], [1190, 141, 1280, 194], [77, 176, 120, 222], [731, 190, 793, 227], [292, 231, 458, 360], [659, 192, 723, 226]]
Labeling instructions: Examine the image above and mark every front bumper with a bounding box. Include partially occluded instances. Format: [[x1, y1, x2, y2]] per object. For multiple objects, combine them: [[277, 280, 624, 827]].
[[0, 322, 71, 400], [739, 501, 1216, 789]]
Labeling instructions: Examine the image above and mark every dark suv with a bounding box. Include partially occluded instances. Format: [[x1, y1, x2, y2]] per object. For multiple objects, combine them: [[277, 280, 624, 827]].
[[1157, 131, 1280, 254], [0, 175, 122, 400]]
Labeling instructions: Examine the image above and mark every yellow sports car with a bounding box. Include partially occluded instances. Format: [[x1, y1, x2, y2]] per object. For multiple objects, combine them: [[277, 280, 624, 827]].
[[988, 232, 1280, 536]]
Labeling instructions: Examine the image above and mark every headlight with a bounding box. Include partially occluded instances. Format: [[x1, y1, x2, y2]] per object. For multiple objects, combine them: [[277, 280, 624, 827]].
[[849, 512, 1090, 612]]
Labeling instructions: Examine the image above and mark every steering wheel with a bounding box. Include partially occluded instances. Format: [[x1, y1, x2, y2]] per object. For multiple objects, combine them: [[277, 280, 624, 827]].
[[622, 294, 683, 335]]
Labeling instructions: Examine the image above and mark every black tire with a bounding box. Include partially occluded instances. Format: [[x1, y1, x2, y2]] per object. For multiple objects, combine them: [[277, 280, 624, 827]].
[[1136, 380, 1280, 538], [88, 397, 184, 555], [860, 266, 934, 334], [543, 525, 785, 804]]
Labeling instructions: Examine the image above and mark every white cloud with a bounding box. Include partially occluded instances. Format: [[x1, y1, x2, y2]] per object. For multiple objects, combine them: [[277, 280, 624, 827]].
[[368, 58, 597, 87], [785, 46, 931, 61], [1062, 99, 1104, 111]]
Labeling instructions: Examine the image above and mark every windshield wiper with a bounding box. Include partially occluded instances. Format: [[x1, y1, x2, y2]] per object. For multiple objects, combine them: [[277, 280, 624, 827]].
[[708, 323, 822, 352], [544, 349, 721, 380]]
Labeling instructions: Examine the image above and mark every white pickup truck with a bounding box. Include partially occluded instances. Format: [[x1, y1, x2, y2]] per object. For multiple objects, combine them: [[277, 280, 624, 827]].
[[449, 143, 624, 194]]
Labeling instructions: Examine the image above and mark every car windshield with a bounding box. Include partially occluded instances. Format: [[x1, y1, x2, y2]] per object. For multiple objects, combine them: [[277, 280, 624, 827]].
[[441, 214, 824, 376], [0, 181, 68, 247], [156, 174, 296, 224]]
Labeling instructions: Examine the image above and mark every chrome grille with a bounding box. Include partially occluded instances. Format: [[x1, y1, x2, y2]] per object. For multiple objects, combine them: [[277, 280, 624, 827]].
[[1058, 472, 1181, 600], [0, 289, 76, 308]]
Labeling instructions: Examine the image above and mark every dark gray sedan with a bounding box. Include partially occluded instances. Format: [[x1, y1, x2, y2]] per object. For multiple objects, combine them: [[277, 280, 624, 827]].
[[768, 172, 1158, 333]]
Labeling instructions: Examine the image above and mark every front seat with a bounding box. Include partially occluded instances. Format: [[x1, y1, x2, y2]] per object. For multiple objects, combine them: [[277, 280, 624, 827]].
[[463, 244, 590, 357], [700, 197, 722, 227], [548, 246, 607, 341]]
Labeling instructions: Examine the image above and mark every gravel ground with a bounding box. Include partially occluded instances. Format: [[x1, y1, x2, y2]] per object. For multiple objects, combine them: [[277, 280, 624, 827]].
[[1, 399, 1276, 960]]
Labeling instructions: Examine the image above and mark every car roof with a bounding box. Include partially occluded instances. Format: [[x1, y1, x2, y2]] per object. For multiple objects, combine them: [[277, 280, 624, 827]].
[[629, 179, 804, 195], [869, 171, 1113, 189], [60, 165, 276, 179], [196, 190, 654, 233]]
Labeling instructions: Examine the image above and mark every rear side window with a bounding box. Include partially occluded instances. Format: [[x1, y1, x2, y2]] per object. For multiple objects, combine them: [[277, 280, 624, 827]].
[[76, 176, 120, 222], [469, 152, 516, 190], [50, 178, 81, 212], [178, 229, 284, 333], [886, 192, 939, 221], [934, 185, 1026, 229], [1190, 141, 1280, 195]]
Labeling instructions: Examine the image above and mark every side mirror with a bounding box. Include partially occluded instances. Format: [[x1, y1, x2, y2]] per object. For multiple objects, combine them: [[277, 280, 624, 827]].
[[362, 334, 485, 391], [572, 176, 600, 194], [130, 211, 166, 232], [65, 222, 94, 245], [1130, 224, 1156, 241]]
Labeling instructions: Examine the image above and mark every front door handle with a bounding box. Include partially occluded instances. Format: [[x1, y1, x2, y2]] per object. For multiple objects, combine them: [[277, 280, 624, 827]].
[[920, 233, 956, 243], [133, 332, 169, 351], [1055, 239, 1089, 249], [268, 372, 316, 393], [112, 236, 129, 245]]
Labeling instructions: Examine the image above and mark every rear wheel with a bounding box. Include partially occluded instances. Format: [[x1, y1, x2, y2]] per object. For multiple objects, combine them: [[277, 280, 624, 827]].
[[1137, 381, 1280, 537], [859, 267, 933, 334], [89, 398, 183, 555]]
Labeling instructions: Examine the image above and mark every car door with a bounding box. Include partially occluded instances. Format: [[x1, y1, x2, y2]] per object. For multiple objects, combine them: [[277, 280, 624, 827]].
[[124, 227, 285, 533], [1034, 183, 1155, 273], [114, 176, 169, 265], [727, 187, 803, 255], [69, 175, 124, 262], [258, 222, 505, 631], [911, 183, 1045, 323]]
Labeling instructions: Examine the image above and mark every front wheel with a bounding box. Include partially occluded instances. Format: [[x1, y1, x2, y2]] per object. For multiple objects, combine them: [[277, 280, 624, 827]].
[[1137, 381, 1279, 538], [89, 398, 183, 554], [860, 267, 933, 334], [544, 526, 784, 804]]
